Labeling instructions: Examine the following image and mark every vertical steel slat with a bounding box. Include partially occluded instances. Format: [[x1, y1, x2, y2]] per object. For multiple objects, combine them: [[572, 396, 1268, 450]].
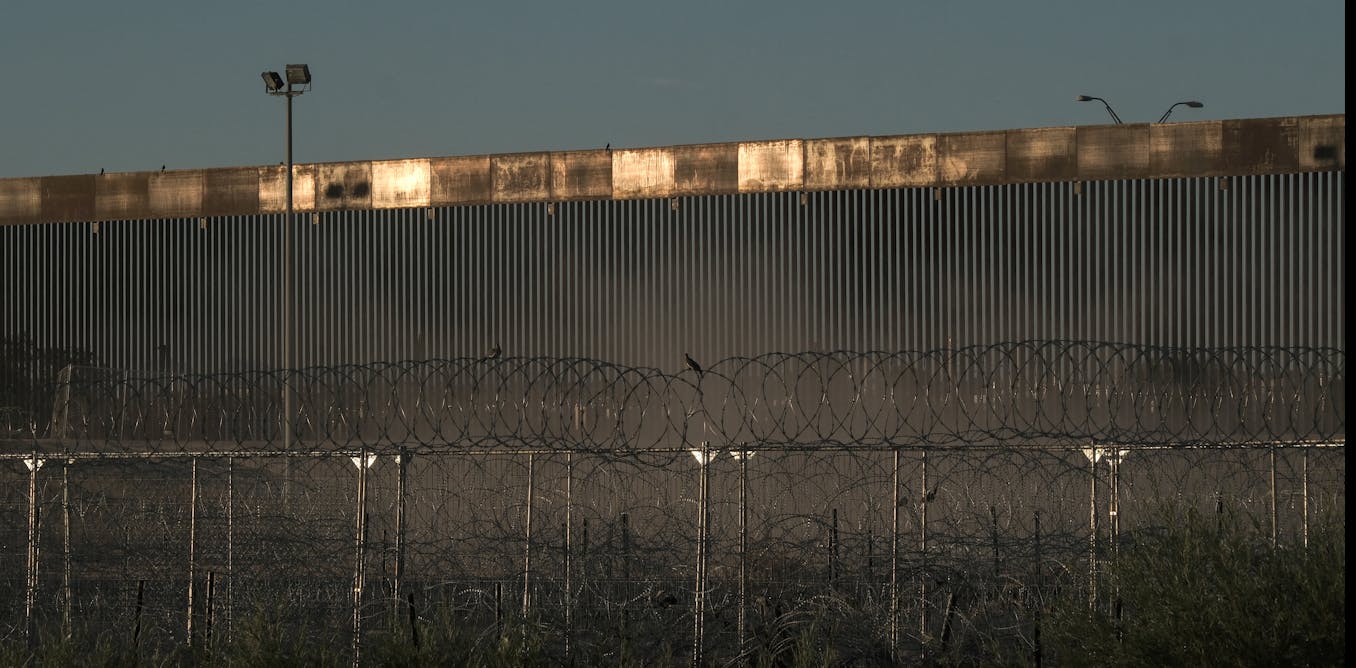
[[0, 169, 1345, 391], [1251, 174, 1261, 348]]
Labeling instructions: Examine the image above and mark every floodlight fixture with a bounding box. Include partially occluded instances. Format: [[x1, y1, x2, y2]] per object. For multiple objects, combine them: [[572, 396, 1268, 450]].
[[1076, 95, 1123, 125], [285, 64, 311, 86], [1158, 100, 1205, 123], [261, 71, 284, 93]]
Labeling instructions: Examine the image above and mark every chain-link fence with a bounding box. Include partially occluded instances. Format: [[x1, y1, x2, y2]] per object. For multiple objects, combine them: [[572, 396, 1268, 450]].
[[0, 341, 1345, 663]]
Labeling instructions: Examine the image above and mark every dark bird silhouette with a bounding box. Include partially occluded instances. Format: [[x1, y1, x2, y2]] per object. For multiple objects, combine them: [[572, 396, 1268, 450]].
[[99, 168, 104, 175], [684, 353, 703, 376], [605, 142, 611, 151], [160, 165, 166, 172], [485, 344, 502, 360]]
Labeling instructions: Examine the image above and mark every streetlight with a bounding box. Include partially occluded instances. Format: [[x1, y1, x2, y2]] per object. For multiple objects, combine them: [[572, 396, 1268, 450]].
[[1075, 95, 1124, 124], [1157, 100, 1204, 123], [1076, 95, 1206, 124], [261, 64, 311, 454]]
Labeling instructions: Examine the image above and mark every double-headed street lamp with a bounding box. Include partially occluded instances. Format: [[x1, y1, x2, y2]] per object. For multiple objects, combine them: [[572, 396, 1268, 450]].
[[1075, 95, 1204, 124], [261, 64, 311, 452]]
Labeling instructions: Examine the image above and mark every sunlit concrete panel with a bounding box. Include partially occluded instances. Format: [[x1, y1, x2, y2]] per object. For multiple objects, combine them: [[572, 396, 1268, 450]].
[[1297, 115, 1345, 171], [738, 140, 803, 192], [430, 155, 491, 205], [1006, 127, 1076, 183], [551, 150, 611, 200], [870, 135, 937, 188], [40, 175, 95, 222], [492, 153, 550, 203], [939, 131, 1006, 186], [203, 168, 260, 217], [1222, 117, 1304, 175], [1077, 124, 1151, 180], [1150, 121, 1224, 178], [259, 165, 317, 213], [315, 162, 373, 211], [673, 143, 737, 196], [95, 173, 150, 221], [0, 178, 40, 225], [613, 148, 675, 199], [148, 170, 205, 218], [371, 159, 431, 209], [805, 137, 871, 190]]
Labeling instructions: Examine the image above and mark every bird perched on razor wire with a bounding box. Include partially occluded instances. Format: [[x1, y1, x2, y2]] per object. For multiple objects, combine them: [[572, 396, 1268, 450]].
[[684, 353, 703, 377]]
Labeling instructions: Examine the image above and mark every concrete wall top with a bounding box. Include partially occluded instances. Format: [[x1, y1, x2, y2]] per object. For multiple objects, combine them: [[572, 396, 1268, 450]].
[[0, 114, 1343, 225]]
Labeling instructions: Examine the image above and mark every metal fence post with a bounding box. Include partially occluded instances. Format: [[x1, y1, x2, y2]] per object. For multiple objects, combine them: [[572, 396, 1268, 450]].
[[990, 504, 1000, 582], [24, 449, 41, 648], [187, 457, 198, 647], [1301, 447, 1309, 548], [205, 571, 216, 650], [62, 460, 72, 640], [1110, 449, 1123, 638], [352, 447, 370, 668], [1033, 510, 1042, 668], [1088, 445, 1098, 611], [581, 517, 590, 615], [1109, 451, 1120, 544], [738, 449, 748, 654], [620, 511, 630, 639], [565, 450, 574, 659], [394, 448, 408, 612], [919, 449, 929, 642], [523, 453, 535, 621], [132, 579, 145, 656], [889, 448, 900, 658], [1269, 446, 1278, 547], [829, 508, 839, 588], [226, 456, 234, 641], [692, 441, 710, 667]]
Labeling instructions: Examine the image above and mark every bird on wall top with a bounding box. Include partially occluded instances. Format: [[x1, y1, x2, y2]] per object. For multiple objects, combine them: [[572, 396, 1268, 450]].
[[160, 165, 166, 172], [485, 344, 502, 360], [605, 143, 611, 151], [99, 168, 104, 175], [684, 353, 703, 376]]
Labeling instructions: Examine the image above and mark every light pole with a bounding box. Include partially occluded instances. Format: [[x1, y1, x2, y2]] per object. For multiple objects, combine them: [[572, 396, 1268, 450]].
[[262, 64, 311, 453], [1076, 95, 1205, 124], [1075, 95, 1124, 124], [1157, 100, 1204, 123]]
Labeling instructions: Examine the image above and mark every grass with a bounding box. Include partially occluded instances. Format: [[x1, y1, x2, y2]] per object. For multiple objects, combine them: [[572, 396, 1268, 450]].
[[1044, 507, 1345, 667], [3, 509, 1343, 666]]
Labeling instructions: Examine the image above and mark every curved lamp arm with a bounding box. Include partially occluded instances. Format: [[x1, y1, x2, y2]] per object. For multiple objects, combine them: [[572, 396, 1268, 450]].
[[1157, 100, 1204, 123], [1076, 95, 1123, 124]]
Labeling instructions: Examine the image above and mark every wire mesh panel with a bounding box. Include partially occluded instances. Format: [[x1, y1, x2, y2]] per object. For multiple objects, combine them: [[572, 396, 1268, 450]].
[[3, 442, 1341, 662]]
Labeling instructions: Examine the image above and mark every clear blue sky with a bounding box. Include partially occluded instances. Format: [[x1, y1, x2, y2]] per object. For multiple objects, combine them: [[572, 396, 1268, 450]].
[[0, 0, 1344, 178]]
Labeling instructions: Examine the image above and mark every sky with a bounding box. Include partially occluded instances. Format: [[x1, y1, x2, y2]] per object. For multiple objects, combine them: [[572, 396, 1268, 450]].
[[0, 1, 1345, 178]]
